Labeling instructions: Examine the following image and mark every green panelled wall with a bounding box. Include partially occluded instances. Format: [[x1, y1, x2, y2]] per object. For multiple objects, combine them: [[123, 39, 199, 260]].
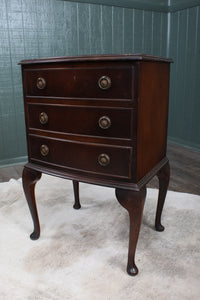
[[0, 0, 199, 167], [168, 6, 200, 150]]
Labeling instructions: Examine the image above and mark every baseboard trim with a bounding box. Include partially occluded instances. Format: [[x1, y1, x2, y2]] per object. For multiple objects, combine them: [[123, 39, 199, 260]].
[[0, 156, 28, 169], [168, 137, 200, 153]]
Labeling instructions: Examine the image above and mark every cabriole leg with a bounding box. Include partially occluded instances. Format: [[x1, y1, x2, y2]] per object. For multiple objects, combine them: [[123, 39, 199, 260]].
[[22, 167, 42, 240], [73, 180, 81, 209], [116, 187, 147, 276], [155, 161, 170, 231]]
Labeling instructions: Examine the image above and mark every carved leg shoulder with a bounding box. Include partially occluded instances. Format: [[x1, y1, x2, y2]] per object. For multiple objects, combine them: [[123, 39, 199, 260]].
[[22, 167, 42, 240]]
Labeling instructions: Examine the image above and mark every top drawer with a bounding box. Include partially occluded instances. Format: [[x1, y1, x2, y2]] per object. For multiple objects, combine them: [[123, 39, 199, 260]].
[[24, 65, 133, 99]]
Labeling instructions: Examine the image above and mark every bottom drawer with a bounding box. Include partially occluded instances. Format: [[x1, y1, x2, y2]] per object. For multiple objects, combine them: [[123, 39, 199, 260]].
[[29, 135, 132, 179]]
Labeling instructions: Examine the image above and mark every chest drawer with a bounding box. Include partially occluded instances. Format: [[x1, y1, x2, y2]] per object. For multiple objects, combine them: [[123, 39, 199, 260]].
[[27, 104, 132, 139], [24, 66, 133, 99], [29, 135, 132, 179]]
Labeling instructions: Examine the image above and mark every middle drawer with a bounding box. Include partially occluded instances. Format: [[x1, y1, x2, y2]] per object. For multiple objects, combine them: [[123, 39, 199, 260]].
[[27, 104, 132, 139]]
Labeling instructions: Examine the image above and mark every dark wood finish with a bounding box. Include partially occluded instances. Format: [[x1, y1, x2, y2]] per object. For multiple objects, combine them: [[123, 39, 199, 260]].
[[19, 54, 172, 276], [137, 62, 170, 181], [22, 167, 41, 240], [73, 180, 81, 209], [28, 135, 132, 179], [27, 104, 133, 139], [24, 158, 166, 191], [28, 127, 131, 147], [24, 65, 132, 99], [116, 187, 147, 276], [155, 161, 170, 231], [18, 53, 173, 65]]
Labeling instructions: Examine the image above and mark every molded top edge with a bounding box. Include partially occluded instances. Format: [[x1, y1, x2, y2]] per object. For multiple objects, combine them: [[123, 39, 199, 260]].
[[18, 54, 173, 65]]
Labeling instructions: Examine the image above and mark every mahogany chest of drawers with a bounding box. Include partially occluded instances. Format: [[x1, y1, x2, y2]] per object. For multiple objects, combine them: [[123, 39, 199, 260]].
[[19, 54, 172, 276]]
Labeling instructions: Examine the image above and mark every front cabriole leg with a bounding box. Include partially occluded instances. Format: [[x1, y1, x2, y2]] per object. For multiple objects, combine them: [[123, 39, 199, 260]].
[[116, 187, 147, 276], [22, 167, 42, 240], [155, 161, 170, 232]]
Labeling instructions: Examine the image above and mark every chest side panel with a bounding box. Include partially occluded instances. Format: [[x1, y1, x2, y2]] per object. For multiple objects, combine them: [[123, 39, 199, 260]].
[[136, 61, 170, 181]]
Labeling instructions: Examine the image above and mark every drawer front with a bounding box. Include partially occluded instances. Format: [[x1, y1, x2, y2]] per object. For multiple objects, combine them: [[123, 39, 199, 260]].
[[24, 66, 132, 99], [27, 104, 132, 139], [29, 135, 132, 179]]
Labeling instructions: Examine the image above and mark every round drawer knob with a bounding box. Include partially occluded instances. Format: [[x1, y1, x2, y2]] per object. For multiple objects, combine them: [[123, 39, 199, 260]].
[[98, 116, 111, 129], [40, 144, 49, 156], [39, 112, 48, 125], [37, 77, 46, 90], [98, 153, 110, 167], [98, 76, 111, 90]]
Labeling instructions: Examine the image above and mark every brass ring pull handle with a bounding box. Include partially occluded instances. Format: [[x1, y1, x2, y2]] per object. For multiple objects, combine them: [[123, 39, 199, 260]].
[[98, 153, 110, 167], [98, 76, 111, 90], [40, 144, 49, 156], [37, 77, 46, 90], [98, 116, 111, 129], [39, 112, 48, 125]]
